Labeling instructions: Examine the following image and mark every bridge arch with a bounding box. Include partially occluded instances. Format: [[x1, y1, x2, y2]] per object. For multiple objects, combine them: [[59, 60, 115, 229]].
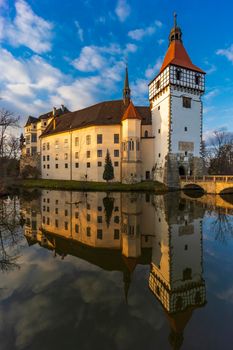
[[220, 187, 233, 196]]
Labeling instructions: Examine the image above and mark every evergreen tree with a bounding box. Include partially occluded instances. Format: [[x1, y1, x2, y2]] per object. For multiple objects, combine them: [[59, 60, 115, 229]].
[[103, 194, 114, 227], [103, 149, 114, 182]]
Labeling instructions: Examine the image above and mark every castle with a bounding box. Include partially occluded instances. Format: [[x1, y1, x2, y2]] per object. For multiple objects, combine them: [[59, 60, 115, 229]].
[[21, 15, 205, 187]]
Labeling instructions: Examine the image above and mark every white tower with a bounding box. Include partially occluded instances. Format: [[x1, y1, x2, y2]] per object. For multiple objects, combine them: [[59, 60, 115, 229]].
[[149, 14, 205, 187]]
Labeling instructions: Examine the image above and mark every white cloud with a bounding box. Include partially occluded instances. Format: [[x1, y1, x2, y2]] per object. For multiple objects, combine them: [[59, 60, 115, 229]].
[[204, 89, 219, 101], [115, 0, 131, 22], [0, 0, 53, 54], [216, 44, 233, 63], [74, 20, 84, 42], [128, 21, 162, 41], [145, 57, 163, 79], [0, 0, 6, 8], [157, 39, 165, 45]]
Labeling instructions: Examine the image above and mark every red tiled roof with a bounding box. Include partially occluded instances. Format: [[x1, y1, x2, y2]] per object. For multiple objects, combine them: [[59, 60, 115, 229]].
[[41, 100, 151, 137], [121, 101, 142, 121], [160, 40, 205, 74]]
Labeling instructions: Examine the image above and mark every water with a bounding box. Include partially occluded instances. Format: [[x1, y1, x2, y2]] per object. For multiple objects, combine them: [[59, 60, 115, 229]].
[[0, 190, 233, 350]]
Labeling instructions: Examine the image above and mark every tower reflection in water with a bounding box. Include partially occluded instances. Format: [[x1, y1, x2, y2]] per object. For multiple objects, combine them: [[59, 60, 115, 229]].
[[22, 190, 206, 348]]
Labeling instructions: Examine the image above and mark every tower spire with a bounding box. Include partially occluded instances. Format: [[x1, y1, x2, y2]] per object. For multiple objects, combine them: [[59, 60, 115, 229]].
[[123, 65, 131, 107], [169, 12, 182, 43]]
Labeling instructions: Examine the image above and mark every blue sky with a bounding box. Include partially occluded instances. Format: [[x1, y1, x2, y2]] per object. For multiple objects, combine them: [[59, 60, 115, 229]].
[[0, 0, 233, 137]]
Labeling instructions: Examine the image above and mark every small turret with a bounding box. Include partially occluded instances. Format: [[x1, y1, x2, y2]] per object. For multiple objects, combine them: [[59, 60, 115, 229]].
[[123, 66, 131, 107]]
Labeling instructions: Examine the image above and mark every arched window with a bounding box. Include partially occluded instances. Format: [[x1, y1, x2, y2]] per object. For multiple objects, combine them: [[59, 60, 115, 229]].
[[179, 166, 185, 176], [144, 130, 148, 138]]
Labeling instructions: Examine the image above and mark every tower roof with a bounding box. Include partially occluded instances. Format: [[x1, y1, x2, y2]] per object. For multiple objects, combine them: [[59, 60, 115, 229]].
[[122, 101, 142, 121], [160, 14, 205, 74], [123, 65, 131, 106]]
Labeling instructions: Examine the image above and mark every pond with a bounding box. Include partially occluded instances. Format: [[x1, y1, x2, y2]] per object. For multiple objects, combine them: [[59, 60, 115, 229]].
[[0, 190, 233, 350]]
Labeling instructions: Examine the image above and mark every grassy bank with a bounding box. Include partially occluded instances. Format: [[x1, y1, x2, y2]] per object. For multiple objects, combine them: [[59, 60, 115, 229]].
[[18, 179, 167, 193]]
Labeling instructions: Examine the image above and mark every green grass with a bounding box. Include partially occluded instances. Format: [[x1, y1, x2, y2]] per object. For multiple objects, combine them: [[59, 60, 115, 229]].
[[19, 178, 167, 193]]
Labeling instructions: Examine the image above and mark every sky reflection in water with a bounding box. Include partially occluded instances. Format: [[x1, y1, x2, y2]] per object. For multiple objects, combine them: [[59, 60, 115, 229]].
[[0, 190, 233, 350]]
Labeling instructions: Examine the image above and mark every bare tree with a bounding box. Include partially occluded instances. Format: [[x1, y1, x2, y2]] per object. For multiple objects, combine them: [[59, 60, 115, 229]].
[[207, 130, 233, 175], [0, 109, 20, 158]]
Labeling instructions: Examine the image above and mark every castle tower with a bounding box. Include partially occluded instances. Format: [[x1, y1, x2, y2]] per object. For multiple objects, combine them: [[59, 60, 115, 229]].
[[149, 194, 206, 349], [149, 14, 205, 187], [121, 68, 142, 183]]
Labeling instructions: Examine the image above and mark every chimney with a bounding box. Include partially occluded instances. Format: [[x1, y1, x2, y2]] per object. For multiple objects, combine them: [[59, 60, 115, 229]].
[[61, 104, 65, 112], [53, 107, 56, 116], [53, 118, 56, 129]]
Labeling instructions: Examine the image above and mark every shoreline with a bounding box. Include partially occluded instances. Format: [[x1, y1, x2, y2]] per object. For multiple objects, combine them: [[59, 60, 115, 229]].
[[13, 179, 168, 193]]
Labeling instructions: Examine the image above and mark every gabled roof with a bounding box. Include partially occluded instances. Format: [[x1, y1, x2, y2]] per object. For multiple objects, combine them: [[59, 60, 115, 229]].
[[41, 100, 151, 137], [25, 116, 38, 127], [160, 39, 205, 74], [121, 101, 142, 121]]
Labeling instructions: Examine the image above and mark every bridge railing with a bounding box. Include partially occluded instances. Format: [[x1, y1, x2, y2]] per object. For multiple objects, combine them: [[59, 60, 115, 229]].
[[180, 175, 233, 183]]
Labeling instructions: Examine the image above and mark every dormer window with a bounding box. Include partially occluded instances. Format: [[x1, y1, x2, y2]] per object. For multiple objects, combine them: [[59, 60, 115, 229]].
[[176, 69, 181, 80], [195, 75, 200, 85]]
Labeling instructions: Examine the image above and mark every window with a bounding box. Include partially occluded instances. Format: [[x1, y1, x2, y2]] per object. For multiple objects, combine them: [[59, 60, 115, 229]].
[[42, 216, 45, 224], [183, 97, 191, 108], [114, 134, 119, 144], [43, 156, 46, 161], [75, 224, 79, 233], [75, 137, 79, 147], [97, 150, 102, 157], [47, 198, 50, 203], [75, 163, 79, 168], [176, 69, 181, 80], [47, 155, 50, 161], [65, 163, 68, 168], [158, 153, 161, 158], [195, 75, 200, 85], [55, 140, 59, 149], [86, 227, 91, 236], [158, 106, 160, 110], [86, 150, 91, 158], [114, 216, 119, 223], [55, 219, 58, 228], [47, 218, 50, 225], [64, 153, 68, 160], [184, 127, 187, 132], [47, 142, 50, 150], [98, 161, 102, 167], [97, 134, 102, 144], [64, 139, 68, 147], [87, 203, 90, 210], [158, 129, 160, 134], [185, 244, 188, 250], [65, 209, 68, 216], [97, 229, 102, 240], [114, 149, 119, 157], [156, 80, 160, 89], [185, 151, 188, 156], [114, 229, 120, 240], [98, 206, 102, 211], [75, 212, 79, 218], [114, 161, 119, 167], [64, 222, 68, 230], [114, 206, 119, 212], [86, 135, 91, 145], [55, 208, 58, 214], [43, 143, 45, 150], [97, 216, 102, 223], [55, 164, 58, 169], [55, 200, 59, 205], [87, 214, 91, 221], [144, 130, 148, 138], [31, 134, 37, 142], [55, 154, 58, 160], [31, 147, 37, 155], [47, 164, 50, 169], [44, 121, 47, 126], [43, 164, 46, 169], [75, 152, 79, 159], [87, 162, 90, 168]]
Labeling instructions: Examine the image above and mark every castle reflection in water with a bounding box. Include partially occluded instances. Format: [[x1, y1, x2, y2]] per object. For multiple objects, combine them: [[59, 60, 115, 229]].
[[21, 190, 206, 349]]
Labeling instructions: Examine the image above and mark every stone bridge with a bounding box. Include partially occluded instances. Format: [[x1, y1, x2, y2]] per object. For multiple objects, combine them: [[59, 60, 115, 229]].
[[180, 176, 233, 194]]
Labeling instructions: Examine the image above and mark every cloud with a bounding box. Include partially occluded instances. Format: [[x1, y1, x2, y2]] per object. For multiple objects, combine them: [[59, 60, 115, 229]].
[[145, 57, 163, 79], [216, 44, 233, 63], [115, 0, 131, 22], [157, 39, 165, 45], [0, 0, 6, 8], [0, 0, 53, 54], [128, 21, 162, 41], [74, 20, 84, 42], [204, 89, 219, 101]]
